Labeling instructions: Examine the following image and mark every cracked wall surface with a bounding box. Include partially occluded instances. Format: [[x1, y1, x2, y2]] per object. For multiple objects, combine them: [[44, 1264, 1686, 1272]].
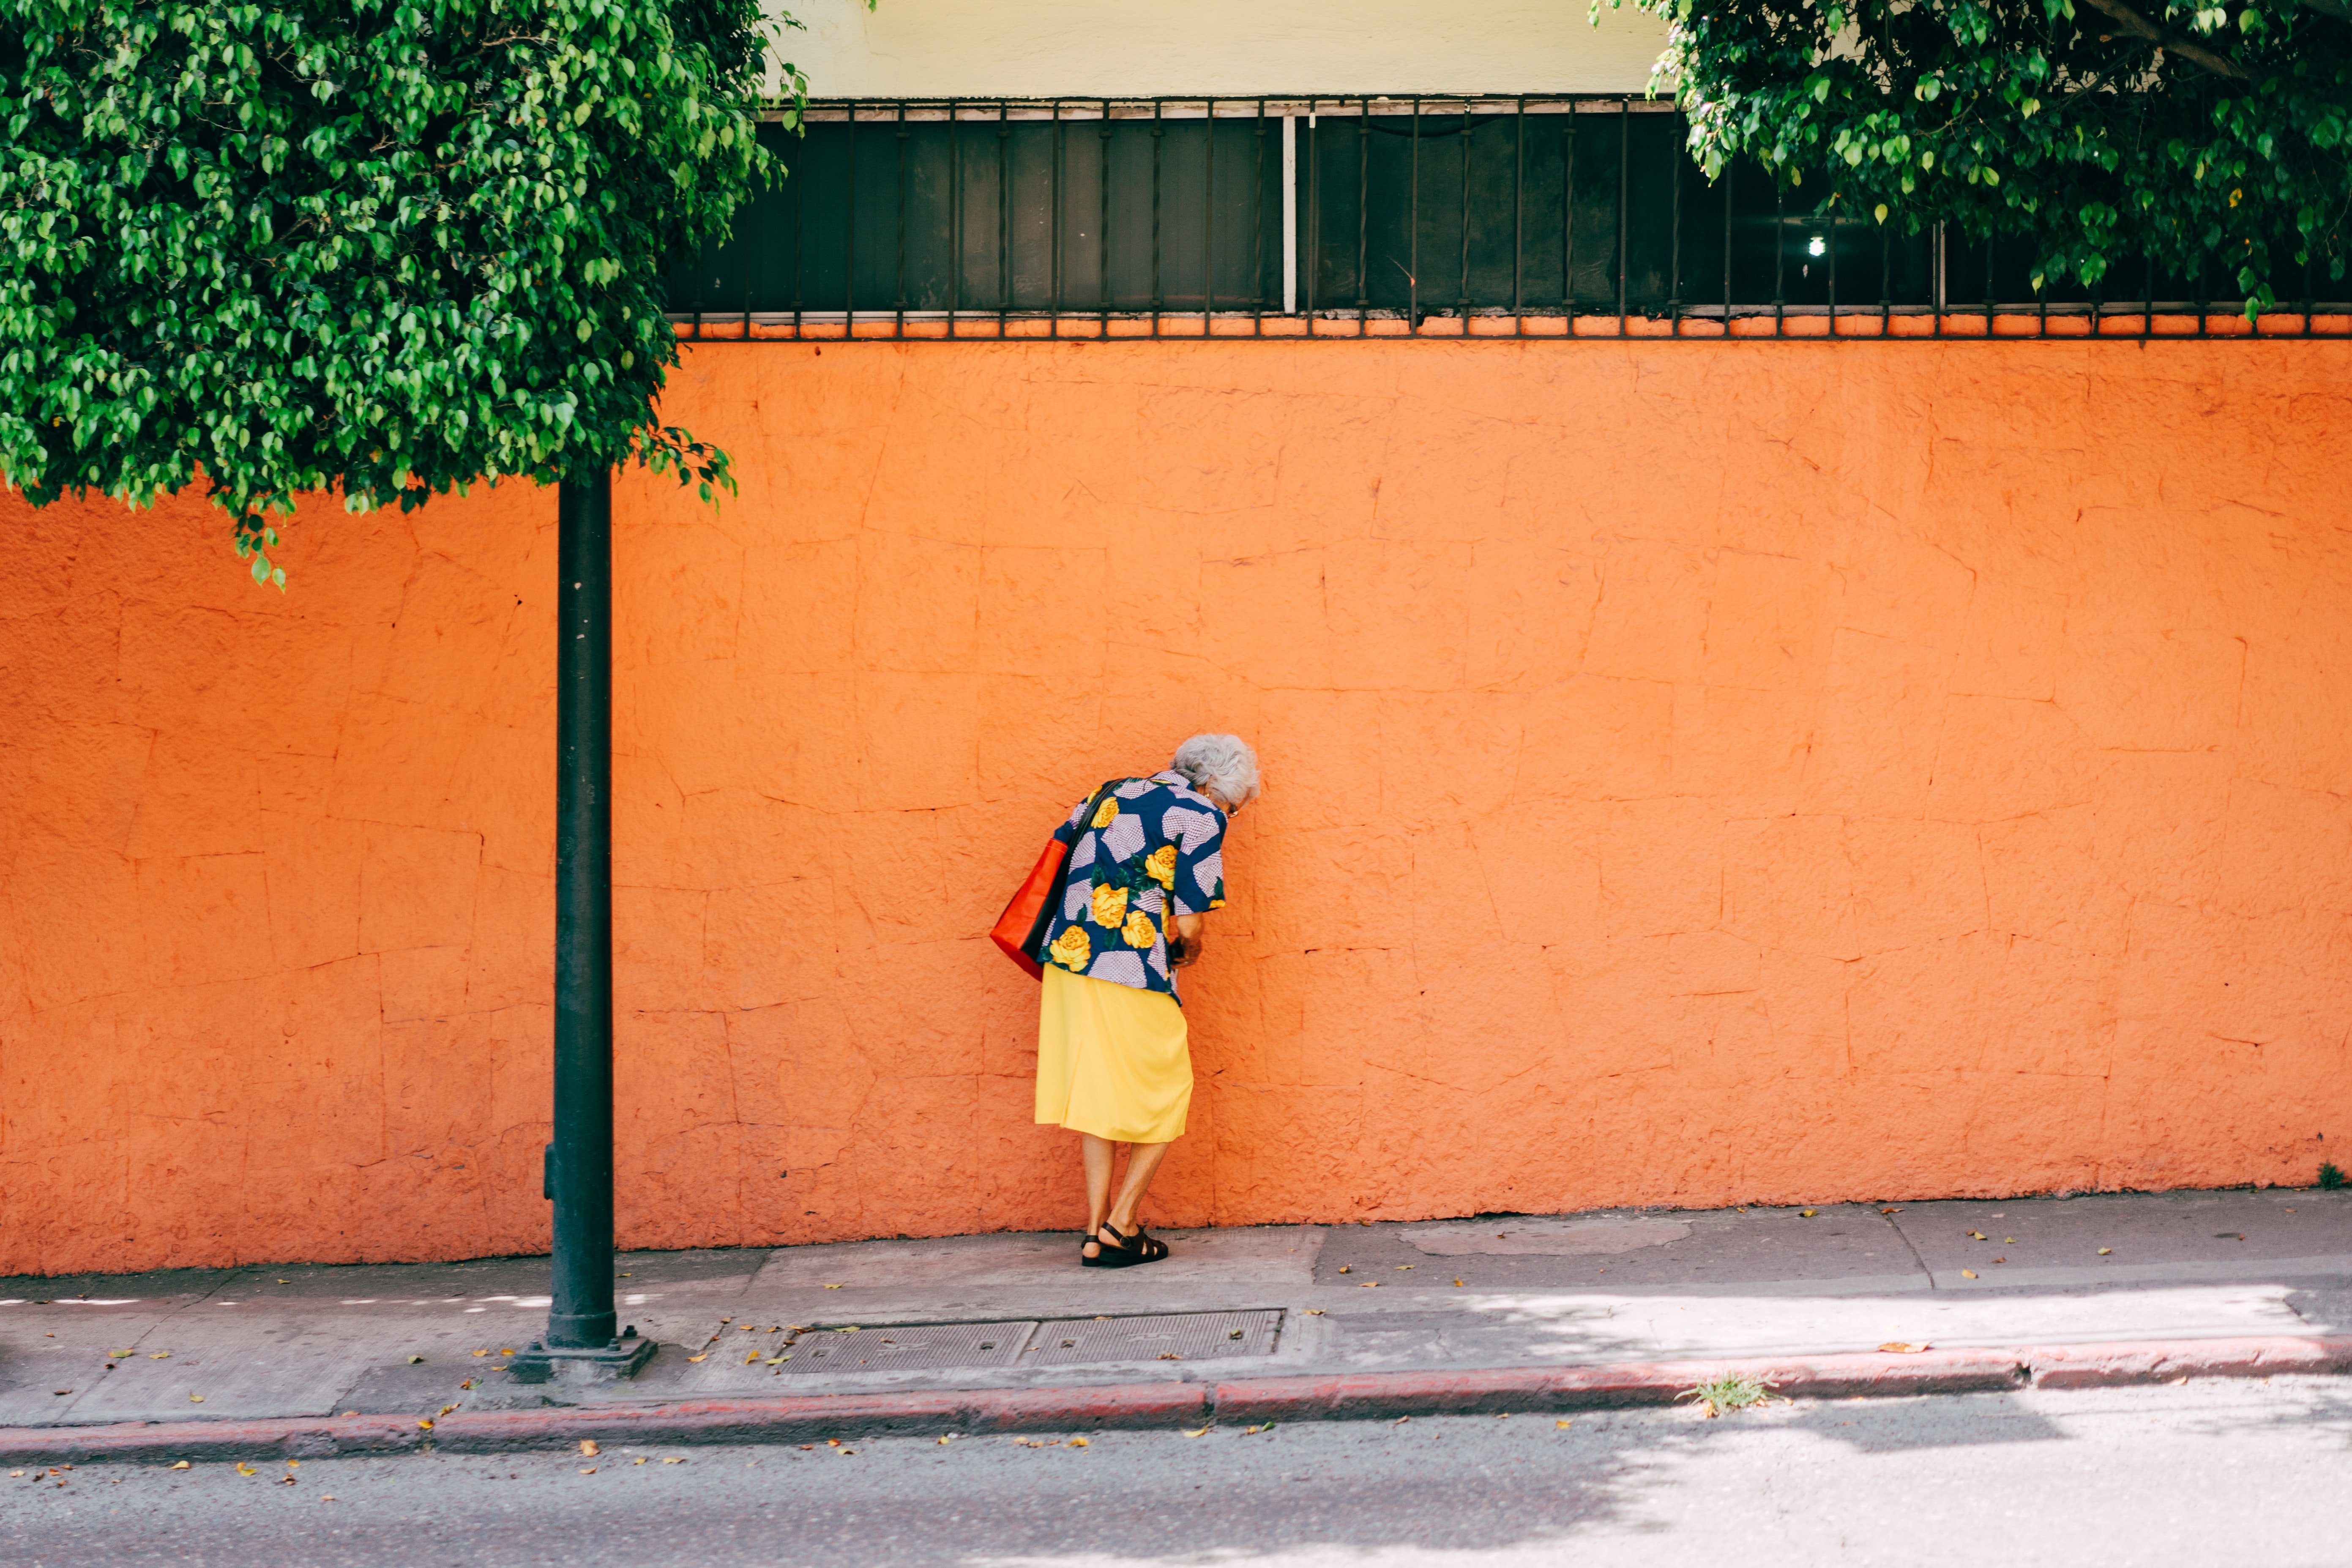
[[2, 339, 2349, 1274]]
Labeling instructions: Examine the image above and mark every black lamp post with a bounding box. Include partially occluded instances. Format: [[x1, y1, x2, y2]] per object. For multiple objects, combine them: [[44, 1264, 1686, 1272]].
[[520, 470, 650, 1382]]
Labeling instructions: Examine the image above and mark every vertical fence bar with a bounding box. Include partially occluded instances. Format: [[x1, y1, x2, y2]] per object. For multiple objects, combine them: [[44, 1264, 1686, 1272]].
[[1150, 100, 1164, 336], [1409, 96, 1421, 333], [1615, 97, 1628, 336], [1512, 98, 1525, 335], [843, 102, 856, 336], [1826, 202, 1837, 340], [1459, 102, 1473, 335], [1773, 184, 1785, 338], [2142, 254, 2154, 341], [893, 102, 908, 337], [997, 102, 1010, 337], [1879, 224, 1890, 336], [1357, 97, 1370, 336], [1983, 236, 1995, 336], [1564, 109, 1576, 334], [1205, 99, 1217, 333], [946, 102, 960, 339], [1722, 160, 1732, 332], [1051, 101, 1063, 337], [1668, 130, 1681, 336], [792, 118, 806, 338], [1100, 101, 1113, 338], [1305, 101, 1319, 334]]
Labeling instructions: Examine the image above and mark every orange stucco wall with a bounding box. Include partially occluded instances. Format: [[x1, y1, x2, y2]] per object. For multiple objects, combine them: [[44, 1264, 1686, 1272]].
[[3, 338, 2349, 1274]]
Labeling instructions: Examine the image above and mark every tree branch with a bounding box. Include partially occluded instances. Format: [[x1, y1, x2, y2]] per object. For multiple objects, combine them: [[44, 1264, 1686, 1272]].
[[2077, 0, 2251, 78]]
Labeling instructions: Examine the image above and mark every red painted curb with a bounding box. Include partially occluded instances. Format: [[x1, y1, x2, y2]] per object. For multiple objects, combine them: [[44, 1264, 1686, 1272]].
[[2, 1334, 2344, 1464]]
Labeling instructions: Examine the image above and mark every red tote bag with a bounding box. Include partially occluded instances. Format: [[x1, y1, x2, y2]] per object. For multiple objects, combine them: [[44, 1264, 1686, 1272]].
[[990, 781, 1120, 980]]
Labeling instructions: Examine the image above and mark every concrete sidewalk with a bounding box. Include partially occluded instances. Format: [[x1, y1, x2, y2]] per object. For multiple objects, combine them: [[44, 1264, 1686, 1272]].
[[4, 1187, 2349, 1457]]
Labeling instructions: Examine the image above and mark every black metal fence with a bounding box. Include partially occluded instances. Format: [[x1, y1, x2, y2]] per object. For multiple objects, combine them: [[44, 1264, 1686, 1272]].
[[664, 96, 2352, 341]]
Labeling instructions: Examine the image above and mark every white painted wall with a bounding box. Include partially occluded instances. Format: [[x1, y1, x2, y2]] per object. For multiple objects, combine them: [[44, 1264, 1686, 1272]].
[[771, 0, 1672, 99]]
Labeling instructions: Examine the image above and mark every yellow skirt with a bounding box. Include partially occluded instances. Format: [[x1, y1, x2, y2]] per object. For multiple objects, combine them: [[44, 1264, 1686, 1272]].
[[1035, 966, 1192, 1144]]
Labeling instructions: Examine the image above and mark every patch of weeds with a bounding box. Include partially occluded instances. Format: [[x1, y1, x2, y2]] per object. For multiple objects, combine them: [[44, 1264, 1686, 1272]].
[[1677, 1372, 1777, 1418], [2319, 1162, 2344, 1191]]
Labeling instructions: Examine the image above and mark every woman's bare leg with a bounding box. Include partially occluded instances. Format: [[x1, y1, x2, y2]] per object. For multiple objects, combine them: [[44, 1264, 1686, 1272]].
[[1081, 1134, 1117, 1258], [1106, 1140, 1172, 1236]]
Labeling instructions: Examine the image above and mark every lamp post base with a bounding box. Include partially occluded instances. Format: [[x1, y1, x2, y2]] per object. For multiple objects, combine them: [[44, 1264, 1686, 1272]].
[[507, 1328, 656, 1385]]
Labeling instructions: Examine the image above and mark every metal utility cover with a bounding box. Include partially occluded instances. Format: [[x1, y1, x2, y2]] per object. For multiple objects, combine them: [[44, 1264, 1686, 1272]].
[[774, 1319, 1036, 1375], [1024, 1310, 1284, 1367]]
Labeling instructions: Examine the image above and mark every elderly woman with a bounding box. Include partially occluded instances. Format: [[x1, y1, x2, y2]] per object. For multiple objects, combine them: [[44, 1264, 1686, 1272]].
[[1034, 733, 1260, 1268]]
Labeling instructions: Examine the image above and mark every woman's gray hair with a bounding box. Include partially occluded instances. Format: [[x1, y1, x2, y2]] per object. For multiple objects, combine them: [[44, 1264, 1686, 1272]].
[[1171, 733, 1261, 808]]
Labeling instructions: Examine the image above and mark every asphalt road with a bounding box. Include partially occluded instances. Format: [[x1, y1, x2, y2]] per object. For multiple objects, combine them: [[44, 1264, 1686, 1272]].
[[5, 1378, 2350, 1567]]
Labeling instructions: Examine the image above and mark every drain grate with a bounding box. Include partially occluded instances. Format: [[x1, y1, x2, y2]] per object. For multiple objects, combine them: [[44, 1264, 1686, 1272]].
[[760, 1310, 1285, 1375], [1024, 1310, 1284, 1367], [773, 1319, 1034, 1374]]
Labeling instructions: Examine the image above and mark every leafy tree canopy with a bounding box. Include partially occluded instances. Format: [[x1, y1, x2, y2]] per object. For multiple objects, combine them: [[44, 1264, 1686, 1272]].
[[1, 0, 795, 585], [1610, 0, 2351, 315]]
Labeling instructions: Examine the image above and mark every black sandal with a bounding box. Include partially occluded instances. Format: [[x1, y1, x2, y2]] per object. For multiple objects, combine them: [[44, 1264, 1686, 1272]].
[[1081, 1224, 1149, 1269], [1118, 1224, 1170, 1263]]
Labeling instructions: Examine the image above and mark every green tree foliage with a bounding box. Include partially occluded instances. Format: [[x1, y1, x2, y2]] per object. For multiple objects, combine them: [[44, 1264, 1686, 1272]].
[[1, 0, 794, 585], [1612, 0, 2351, 314]]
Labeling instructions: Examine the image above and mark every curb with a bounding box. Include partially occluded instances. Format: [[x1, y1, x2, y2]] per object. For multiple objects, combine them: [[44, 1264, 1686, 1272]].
[[4, 1333, 2346, 1466]]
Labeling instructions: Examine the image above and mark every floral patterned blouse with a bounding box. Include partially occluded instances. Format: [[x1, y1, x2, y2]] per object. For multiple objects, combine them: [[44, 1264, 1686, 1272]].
[[1040, 770, 1228, 1004]]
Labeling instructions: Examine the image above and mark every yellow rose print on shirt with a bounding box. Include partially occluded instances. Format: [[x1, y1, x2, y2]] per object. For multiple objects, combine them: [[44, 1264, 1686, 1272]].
[[1048, 925, 1092, 972], [1091, 797, 1120, 830], [1144, 844, 1177, 891], [1090, 883, 1129, 928], [1122, 910, 1158, 950]]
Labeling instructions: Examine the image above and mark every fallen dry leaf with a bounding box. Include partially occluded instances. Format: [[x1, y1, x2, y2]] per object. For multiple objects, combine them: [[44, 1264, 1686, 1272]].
[[276, 1475, 296, 1486], [1800, 1209, 1817, 1218], [1992, 1256, 2007, 1264], [1397, 1265, 1413, 1270], [169, 1461, 189, 1471], [407, 1356, 425, 1365], [745, 1351, 761, 1364], [1068, 1437, 1089, 1448], [1156, 1352, 1183, 1360], [1556, 1420, 1573, 1429], [935, 1435, 953, 1446], [498, 1348, 514, 1356], [634, 1458, 649, 1466], [2098, 1248, 2113, 1255], [2004, 1237, 2016, 1244], [1960, 1270, 1978, 1279], [1360, 1281, 1380, 1289], [459, 1379, 476, 1391], [320, 1495, 336, 1502], [472, 1349, 489, 1358], [149, 1352, 169, 1360], [235, 1464, 257, 1477], [580, 1440, 599, 1457], [418, 1419, 434, 1431], [1454, 1279, 1465, 1287], [1304, 1309, 1325, 1316], [661, 1457, 684, 1464], [578, 1467, 596, 1475], [1878, 1342, 1931, 1354], [341, 1410, 359, 1418], [1880, 1207, 1901, 1215], [187, 1394, 204, 1404], [1182, 1427, 1211, 1438], [686, 1354, 708, 1363], [1336, 1266, 1351, 1274], [824, 1283, 844, 1289], [1968, 1231, 1986, 1240], [438, 1404, 458, 1417]]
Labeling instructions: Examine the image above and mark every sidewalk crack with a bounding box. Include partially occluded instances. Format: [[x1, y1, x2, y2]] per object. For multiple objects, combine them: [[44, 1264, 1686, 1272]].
[[1880, 1210, 1935, 1288]]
